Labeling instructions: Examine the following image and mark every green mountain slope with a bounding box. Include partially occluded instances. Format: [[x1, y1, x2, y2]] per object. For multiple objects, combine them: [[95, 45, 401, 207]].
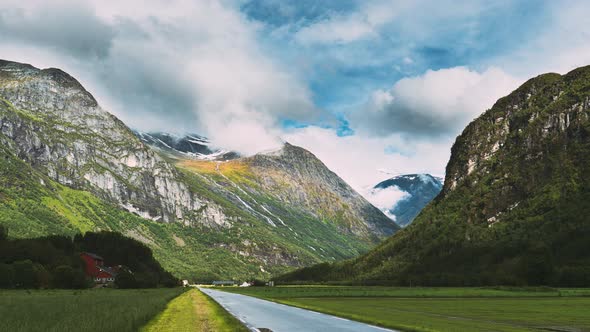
[[0, 60, 396, 280], [172, 143, 397, 243], [278, 66, 590, 286]]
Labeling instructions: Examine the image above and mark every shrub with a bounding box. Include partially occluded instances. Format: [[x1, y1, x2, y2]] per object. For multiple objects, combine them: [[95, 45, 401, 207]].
[[53, 265, 87, 289], [115, 270, 138, 289]]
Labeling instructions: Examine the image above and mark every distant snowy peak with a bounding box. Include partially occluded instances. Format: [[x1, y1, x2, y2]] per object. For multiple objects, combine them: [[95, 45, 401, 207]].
[[368, 173, 443, 227], [374, 174, 443, 191], [135, 131, 239, 161]]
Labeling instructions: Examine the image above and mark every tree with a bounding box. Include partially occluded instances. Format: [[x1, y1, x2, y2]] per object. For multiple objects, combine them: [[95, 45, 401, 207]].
[[115, 270, 137, 289], [0, 225, 7, 242], [0, 263, 14, 288], [12, 260, 36, 289], [33, 263, 51, 289], [53, 265, 87, 289]]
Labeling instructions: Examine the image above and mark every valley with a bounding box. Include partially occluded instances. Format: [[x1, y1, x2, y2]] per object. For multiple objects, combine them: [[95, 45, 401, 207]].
[[3, 2, 590, 331]]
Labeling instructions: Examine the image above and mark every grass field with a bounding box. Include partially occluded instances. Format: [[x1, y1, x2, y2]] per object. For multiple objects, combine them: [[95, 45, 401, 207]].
[[142, 288, 248, 332], [220, 286, 590, 331], [0, 288, 185, 332]]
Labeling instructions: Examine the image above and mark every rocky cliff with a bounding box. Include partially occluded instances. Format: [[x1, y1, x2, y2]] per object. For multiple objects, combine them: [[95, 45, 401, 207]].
[[0, 60, 226, 225]]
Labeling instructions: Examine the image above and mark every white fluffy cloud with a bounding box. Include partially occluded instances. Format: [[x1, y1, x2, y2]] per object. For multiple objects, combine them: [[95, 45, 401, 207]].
[[493, 1, 590, 78], [283, 126, 452, 192], [0, 0, 316, 155], [365, 186, 410, 220], [352, 66, 521, 137]]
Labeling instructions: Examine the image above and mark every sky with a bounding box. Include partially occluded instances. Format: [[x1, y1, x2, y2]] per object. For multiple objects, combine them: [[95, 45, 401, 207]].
[[2, 0, 590, 200]]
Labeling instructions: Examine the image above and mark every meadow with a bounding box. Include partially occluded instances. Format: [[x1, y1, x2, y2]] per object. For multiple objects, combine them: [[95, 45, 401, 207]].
[[221, 286, 590, 331], [0, 288, 184, 332]]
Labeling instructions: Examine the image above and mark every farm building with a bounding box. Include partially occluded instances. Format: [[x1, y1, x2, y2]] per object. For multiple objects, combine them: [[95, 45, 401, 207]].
[[80, 252, 122, 284]]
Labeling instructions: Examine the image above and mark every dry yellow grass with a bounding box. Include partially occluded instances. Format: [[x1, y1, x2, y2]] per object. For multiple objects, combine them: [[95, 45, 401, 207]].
[[177, 160, 250, 176]]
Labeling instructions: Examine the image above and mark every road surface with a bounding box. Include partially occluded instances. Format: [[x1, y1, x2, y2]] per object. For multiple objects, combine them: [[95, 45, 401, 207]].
[[200, 288, 395, 332]]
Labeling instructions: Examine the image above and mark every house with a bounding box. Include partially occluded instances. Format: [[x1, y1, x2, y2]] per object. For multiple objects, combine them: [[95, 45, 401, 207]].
[[80, 252, 121, 284], [94, 266, 119, 284], [80, 252, 104, 276]]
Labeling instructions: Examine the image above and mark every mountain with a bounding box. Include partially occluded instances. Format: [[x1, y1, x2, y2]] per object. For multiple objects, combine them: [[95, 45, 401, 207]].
[[135, 132, 238, 161], [0, 60, 396, 280], [368, 174, 443, 227], [173, 143, 398, 241], [277, 66, 590, 287]]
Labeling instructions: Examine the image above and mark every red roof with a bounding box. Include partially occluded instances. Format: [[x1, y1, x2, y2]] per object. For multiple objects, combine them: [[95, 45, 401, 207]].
[[81, 252, 104, 260]]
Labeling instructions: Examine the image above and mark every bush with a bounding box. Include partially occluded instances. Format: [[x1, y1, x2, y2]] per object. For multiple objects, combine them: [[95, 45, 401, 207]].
[[12, 260, 36, 289], [115, 270, 138, 289], [251, 279, 266, 287], [0, 263, 14, 288], [0, 225, 7, 242], [53, 265, 87, 289]]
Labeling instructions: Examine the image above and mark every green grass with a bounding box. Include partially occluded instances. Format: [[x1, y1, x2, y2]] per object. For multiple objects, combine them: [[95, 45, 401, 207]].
[[142, 289, 248, 332], [0, 288, 185, 332], [219, 285, 590, 298], [220, 286, 590, 331]]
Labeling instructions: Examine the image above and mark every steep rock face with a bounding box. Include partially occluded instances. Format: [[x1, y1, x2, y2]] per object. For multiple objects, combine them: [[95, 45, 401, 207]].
[[244, 144, 398, 239], [278, 66, 590, 286], [0, 60, 226, 225], [371, 174, 443, 227], [440, 70, 590, 226]]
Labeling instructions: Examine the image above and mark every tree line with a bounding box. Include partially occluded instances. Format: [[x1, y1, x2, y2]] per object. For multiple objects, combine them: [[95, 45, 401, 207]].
[[0, 226, 178, 289]]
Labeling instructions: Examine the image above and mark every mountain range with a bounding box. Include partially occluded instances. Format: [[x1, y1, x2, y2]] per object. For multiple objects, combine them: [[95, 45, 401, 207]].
[[278, 65, 590, 286], [0, 59, 397, 280]]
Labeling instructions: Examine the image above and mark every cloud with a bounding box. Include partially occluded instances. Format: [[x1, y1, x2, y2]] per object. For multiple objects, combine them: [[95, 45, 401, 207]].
[[0, 2, 115, 59], [351, 66, 521, 137], [283, 126, 452, 192], [492, 1, 590, 77], [294, 1, 403, 44], [365, 186, 410, 220], [0, 0, 317, 155]]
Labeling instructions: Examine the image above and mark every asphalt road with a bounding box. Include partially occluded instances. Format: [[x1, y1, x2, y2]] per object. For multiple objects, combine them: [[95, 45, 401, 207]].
[[200, 288, 395, 332]]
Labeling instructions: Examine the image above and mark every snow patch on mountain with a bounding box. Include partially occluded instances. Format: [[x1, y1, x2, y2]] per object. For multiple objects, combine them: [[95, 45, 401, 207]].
[[135, 131, 238, 161]]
